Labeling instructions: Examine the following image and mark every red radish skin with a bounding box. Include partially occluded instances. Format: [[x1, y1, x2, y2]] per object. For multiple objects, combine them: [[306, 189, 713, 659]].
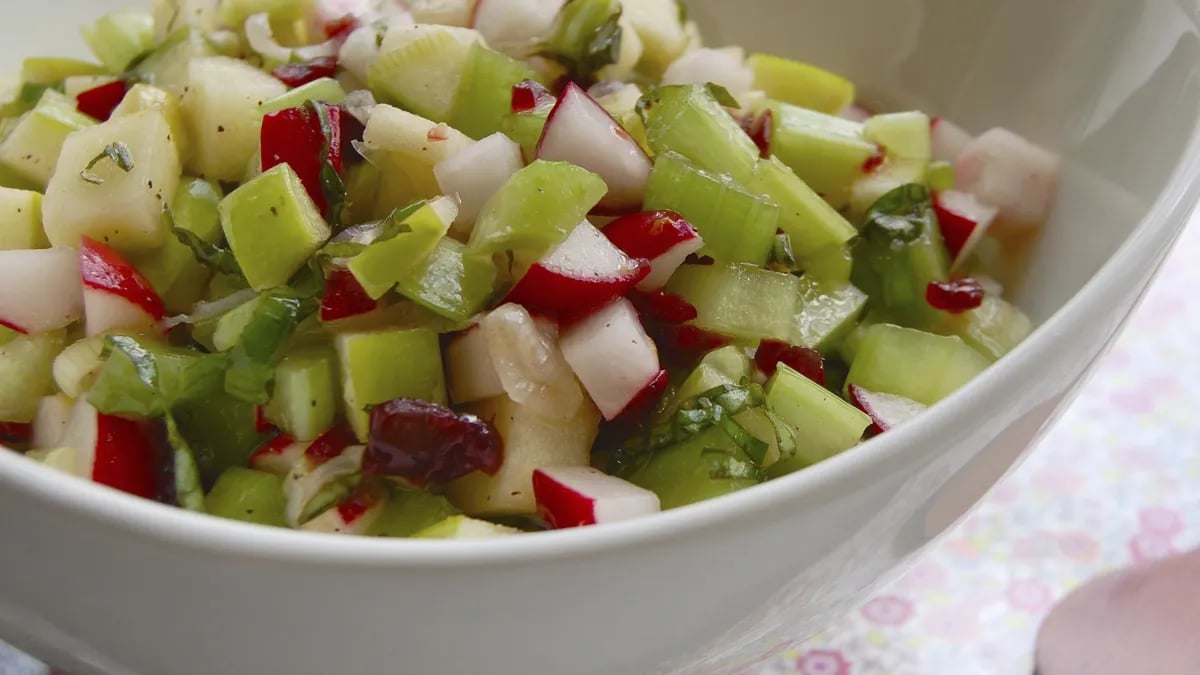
[[261, 102, 345, 216], [614, 369, 669, 422], [273, 56, 339, 88], [504, 221, 650, 322], [933, 190, 998, 267], [254, 406, 276, 434], [602, 211, 705, 290], [0, 421, 32, 445], [320, 269, 381, 322], [536, 83, 653, 213], [324, 15, 359, 42], [335, 483, 385, 524], [559, 298, 663, 420], [249, 434, 304, 475], [926, 278, 985, 314], [92, 414, 158, 499], [848, 384, 928, 435], [76, 81, 128, 121], [304, 425, 359, 464], [80, 237, 165, 320], [511, 79, 554, 113], [533, 466, 660, 529], [862, 145, 886, 173]]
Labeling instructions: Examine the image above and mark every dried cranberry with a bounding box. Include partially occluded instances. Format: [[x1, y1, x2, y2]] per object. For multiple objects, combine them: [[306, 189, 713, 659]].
[[273, 56, 339, 89], [683, 254, 716, 266], [321, 269, 380, 323], [324, 15, 359, 42], [305, 426, 359, 464], [755, 339, 826, 385], [0, 421, 32, 445], [862, 145, 886, 173], [740, 110, 772, 158], [76, 80, 128, 122], [926, 278, 985, 314], [363, 399, 503, 487], [630, 290, 698, 325]]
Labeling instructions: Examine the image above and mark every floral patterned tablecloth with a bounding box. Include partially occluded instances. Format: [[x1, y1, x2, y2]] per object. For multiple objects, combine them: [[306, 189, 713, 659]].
[[4, 223, 1199, 675]]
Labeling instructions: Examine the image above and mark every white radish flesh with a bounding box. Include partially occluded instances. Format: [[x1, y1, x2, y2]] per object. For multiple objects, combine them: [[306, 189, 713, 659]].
[[533, 466, 660, 528], [559, 298, 661, 420], [434, 132, 524, 234], [955, 127, 1061, 234], [0, 248, 82, 334]]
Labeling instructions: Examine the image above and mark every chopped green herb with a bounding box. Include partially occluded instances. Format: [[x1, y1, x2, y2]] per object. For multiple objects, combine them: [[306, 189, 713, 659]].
[[80, 141, 135, 185]]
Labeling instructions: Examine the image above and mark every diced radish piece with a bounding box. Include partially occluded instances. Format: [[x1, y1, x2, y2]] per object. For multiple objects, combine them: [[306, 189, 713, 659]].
[[510, 79, 554, 113], [930, 117, 972, 163], [838, 105, 871, 123], [662, 47, 754, 99], [434, 132, 524, 233], [0, 422, 31, 445], [559, 298, 662, 420], [536, 83, 652, 213], [320, 269, 381, 323], [338, 25, 382, 84], [848, 384, 928, 435], [445, 325, 505, 405], [471, 0, 565, 56], [0, 248, 83, 334], [284, 442, 365, 526], [301, 481, 386, 534], [273, 56, 339, 88], [32, 394, 74, 449], [602, 210, 705, 290], [249, 434, 306, 475], [480, 304, 584, 419], [76, 80, 129, 122], [505, 221, 649, 321], [532, 466, 660, 528], [261, 102, 345, 217], [954, 127, 1060, 233], [59, 399, 158, 497], [933, 189, 998, 269], [80, 237, 165, 337]]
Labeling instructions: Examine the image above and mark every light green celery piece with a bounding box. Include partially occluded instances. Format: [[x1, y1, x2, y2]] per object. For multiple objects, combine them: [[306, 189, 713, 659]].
[[848, 159, 930, 218], [0, 89, 96, 190], [219, 164, 331, 291], [218, 0, 313, 25], [337, 327, 447, 441], [792, 277, 868, 353], [747, 156, 857, 257], [845, 323, 990, 406], [259, 78, 347, 115], [499, 110, 549, 161], [205, 467, 288, 528], [368, 489, 461, 538], [413, 515, 520, 539], [174, 392, 269, 481], [666, 263, 800, 343], [0, 330, 65, 422], [348, 196, 457, 300], [641, 83, 760, 182], [132, 28, 219, 95], [467, 160, 607, 257], [19, 58, 106, 85], [927, 160, 956, 192], [645, 152, 778, 265], [626, 426, 762, 510], [548, 0, 621, 68], [940, 295, 1033, 362], [764, 100, 877, 209], [799, 244, 853, 283], [368, 24, 482, 122], [451, 43, 539, 140], [132, 178, 224, 313], [82, 10, 155, 73], [747, 53, 854, 115], [764, 363, 870, 478], [265, 346, 340, 442], [863, 111, 932, 161], [395, 238, 497, 322], [0, 188, 46, 250]]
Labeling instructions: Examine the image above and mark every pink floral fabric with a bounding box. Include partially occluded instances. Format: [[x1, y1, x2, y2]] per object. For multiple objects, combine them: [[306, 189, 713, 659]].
[[754, 223, 1200, 674]]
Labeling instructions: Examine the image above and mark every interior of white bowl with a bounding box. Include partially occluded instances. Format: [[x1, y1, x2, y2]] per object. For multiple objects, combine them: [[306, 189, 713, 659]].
[[1, 0, 1199, 562]]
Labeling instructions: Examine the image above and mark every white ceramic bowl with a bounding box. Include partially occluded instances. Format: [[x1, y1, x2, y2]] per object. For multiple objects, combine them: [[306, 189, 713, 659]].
[[2, 2, 1200, 674]]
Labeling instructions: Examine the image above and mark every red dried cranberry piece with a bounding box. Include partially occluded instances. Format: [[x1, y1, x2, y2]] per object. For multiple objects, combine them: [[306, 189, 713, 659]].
[[755, 339, 826, 385], [273, 56, 339, 89], [926, 278, 985, 314], [630, 290, 698, 325], [363, 399, 503, 487], [0, 421, 32, 445]]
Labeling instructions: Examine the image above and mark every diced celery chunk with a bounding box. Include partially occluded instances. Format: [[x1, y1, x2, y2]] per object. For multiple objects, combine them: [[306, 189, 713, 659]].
[[206, 467, 289, 528], [641, 84, 760, 182], [413, 515, 520, 538], [0, 89, 96, 190], [799, 244, 854, 283], [792, 278, 868, 353], [748, 53, 854, 115], [130, 178, 223, 313], [0, 188, 46, 250], [219, 163, 331, 291], [645, 152, 778, 265], [369, 24, 483, 122], [747, 156, 857, 257], [666, 263, 800, 343], [20, 58, 106, 85], [940, 295, 1033, 362], [499, 110, 548, 160], [368, 488, 461, 537], [467, 160, 608, 257], [849, 159, 930, 217], [174, 393, 269, 480], [451, 43, 538, 140], [348, 197, 457, 300], [336, 327, 447, 441], [846, 323, 990, 406], [0, 330, 65, 422], [396, 238, 497, 321], [259, 78, 347, 115], [863, 111, 932, 161], [218, 0, 312, 26], [549, 0, 622, 69], [81, 10, 155, 73], [626, 426, 762, 510], [765, 101, 877, 209], [266, 346, 340, 442], [927, 160, 955, 192], [764, 363, 870, 477]]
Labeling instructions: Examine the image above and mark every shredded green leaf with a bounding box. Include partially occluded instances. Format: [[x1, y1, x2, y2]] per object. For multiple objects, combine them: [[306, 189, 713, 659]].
[[307, 100, 347, 226], [862, 183, 933, 243], [704, 82, 740, 109], [80, 141, 134, 185], [543, 0, 624, 82], [223, 288, 319, 405], [169, 214, 244, 278], [165, 413, 206, 512]]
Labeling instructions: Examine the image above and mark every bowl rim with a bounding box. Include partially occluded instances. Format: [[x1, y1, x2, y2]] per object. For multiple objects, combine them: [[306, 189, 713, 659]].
[[4, 17, 1200, 569]]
